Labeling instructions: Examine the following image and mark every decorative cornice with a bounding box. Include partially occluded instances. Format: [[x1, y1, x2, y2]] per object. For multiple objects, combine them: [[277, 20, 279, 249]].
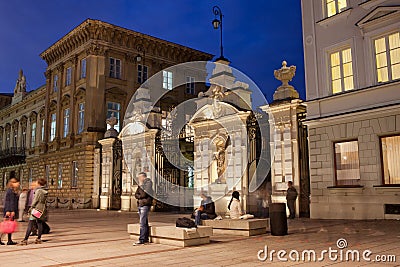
[[40, 19, 213, 66], [56, 63, 64, 73], [85, 43, 107, 56], [44, 70, 52, 80]]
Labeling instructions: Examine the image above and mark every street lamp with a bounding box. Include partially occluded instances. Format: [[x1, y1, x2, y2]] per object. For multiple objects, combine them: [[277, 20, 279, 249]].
[[135, 44, 145, 63], [212, 6, 228, 61]]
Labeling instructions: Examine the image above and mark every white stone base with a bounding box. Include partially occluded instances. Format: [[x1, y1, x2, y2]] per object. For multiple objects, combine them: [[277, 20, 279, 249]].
[[201, 218, 269, 236], [120, 195, 131, 211], [100, 195, 109, 210], [128, 224, 213, 247]]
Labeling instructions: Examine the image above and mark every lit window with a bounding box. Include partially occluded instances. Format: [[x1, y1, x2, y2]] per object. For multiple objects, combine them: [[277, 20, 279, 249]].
[[63, 108, 70, 138], [22, 127, 26, 148], [66, 67, 72, 86], [31, 122, 36, 148], [330, 48, 354, 94], [163, 71, 173, 90], [110, 57, 121, 79], [81, 58, 86, 79], [161, 111, 172, 132], [106, 102, 121, 132], [334, 141, 360, 186], [326, 0, 347, 18], [29, 168, 33, 186], [186, 76, 195, 94], [72, 161, 78, 188], [78, 103, 85, 134], [53, 75, 58, 92], [137, 65, 148, 84], [5, 131, 9, 149], [58, 163, 63, 189], [45, 165, 50, 188], [13, 128, 17, 147], [50, 113, 56, 141], [381, 135, 400, 185], [41, 118, 45, 142], [374, 32, 400, 83]]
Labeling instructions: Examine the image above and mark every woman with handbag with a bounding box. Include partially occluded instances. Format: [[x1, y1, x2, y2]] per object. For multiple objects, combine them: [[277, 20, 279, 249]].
[[1, 178, 20, 245], [19, 178, 48, 245]]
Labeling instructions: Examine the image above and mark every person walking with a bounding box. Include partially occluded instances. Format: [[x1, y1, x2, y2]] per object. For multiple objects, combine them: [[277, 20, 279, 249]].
[[25, 181, 38, 236], [286, 181, 298, 219], [134, 172, 153, 246], [18, 188, 28, 222], [1, 178, 20, 245], [19, 178, 48, 245]]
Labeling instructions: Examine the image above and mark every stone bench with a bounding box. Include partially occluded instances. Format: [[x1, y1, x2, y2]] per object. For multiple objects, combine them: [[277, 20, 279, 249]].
[[201, 218, 269, 236], [127, 224, 213, 247]]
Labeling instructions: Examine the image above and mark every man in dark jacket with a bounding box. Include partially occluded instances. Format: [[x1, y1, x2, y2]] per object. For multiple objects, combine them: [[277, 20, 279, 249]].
[[194, 193, 217, 226], [134, 172, 153, 245], [286, 181, 298, 219]]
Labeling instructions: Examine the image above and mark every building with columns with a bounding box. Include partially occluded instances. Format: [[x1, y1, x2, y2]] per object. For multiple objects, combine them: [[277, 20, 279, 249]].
[[301, 0, 400, 219], [0, 19, 212, 208]]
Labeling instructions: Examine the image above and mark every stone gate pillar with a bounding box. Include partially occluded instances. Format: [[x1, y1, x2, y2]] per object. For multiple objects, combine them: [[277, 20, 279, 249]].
[[98, 137, 116, 210], [261, 61, 306, 217]]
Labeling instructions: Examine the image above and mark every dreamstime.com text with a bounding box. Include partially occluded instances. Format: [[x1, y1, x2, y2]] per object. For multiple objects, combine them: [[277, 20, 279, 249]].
[[257, 238, 396, 263]]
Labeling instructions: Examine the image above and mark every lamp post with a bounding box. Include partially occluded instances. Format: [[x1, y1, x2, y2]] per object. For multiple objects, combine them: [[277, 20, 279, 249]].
[[212, 6, 228, 61], [135, 44, 145, 63], [136, 44, 146, 84]]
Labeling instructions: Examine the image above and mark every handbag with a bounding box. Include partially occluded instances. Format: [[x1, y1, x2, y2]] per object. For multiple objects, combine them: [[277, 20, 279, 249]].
[[0, 219, 18, 234], [31, 208, 43, 219]]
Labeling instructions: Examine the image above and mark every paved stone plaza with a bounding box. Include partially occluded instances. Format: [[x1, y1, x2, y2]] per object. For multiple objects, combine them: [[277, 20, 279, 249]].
[[0, 209, 398, 266]]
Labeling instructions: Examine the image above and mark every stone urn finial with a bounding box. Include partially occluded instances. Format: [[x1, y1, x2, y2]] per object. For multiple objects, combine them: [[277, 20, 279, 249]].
[[105, 115, 119, 138], [106, 115, 118, 129], [273, 60, 299, 101], [274, 61, 296, 87]]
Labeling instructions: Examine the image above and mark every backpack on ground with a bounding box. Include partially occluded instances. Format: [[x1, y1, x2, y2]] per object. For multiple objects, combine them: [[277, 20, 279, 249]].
[[176, 217, 196, 228]]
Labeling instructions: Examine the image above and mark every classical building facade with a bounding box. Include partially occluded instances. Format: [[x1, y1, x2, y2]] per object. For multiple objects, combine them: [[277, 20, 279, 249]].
[[0, 19, 212, 208], [301, 0, 400, 219]]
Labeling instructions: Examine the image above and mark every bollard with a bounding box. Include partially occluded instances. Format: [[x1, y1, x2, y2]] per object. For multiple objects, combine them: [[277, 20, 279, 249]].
[[269, 203, 288, 236]]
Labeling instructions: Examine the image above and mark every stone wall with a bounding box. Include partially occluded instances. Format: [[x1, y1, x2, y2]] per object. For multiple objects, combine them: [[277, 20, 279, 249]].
[[308, 108, 400, 219]]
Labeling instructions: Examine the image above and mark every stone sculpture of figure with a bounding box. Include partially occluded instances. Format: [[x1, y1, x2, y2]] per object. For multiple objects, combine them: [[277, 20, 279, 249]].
[[14, 69, 27, 94], [210, 138, 228, 184]]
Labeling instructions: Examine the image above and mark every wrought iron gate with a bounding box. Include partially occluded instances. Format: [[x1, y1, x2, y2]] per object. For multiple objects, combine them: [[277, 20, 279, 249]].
[[154, 129, 193, 211], [111, 139, 122, 210]]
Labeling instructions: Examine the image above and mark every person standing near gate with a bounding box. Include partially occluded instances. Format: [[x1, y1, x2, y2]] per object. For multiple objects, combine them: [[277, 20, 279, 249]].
[[286, 181, 298, 219], [134, 172, 153, 245]]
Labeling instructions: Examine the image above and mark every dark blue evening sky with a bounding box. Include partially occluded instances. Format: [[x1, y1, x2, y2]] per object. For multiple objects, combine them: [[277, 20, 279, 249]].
[[0, 0, 304, 103]]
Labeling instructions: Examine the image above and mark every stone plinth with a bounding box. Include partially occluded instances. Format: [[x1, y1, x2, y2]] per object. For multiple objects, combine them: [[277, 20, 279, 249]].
[[201, 218, 269, 236], [127, 224, 213, 247]]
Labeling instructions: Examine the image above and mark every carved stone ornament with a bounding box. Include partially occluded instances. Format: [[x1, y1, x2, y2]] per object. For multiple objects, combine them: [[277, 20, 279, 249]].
[[274, 61, 296, 87], [14, 69, 27, 94], [128, 109, 144, 123], [86, 43, 106, 56], [106, 115, 118, 129], [273, 61, 299, 101]]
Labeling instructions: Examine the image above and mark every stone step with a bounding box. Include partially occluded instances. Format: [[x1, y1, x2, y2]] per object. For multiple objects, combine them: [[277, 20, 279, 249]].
[[128, 224, 213, 247], [201, 218, 269, 236]]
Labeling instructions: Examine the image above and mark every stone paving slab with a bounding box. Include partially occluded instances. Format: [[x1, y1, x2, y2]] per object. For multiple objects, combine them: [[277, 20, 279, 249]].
[[0, 209, 398, 266]]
